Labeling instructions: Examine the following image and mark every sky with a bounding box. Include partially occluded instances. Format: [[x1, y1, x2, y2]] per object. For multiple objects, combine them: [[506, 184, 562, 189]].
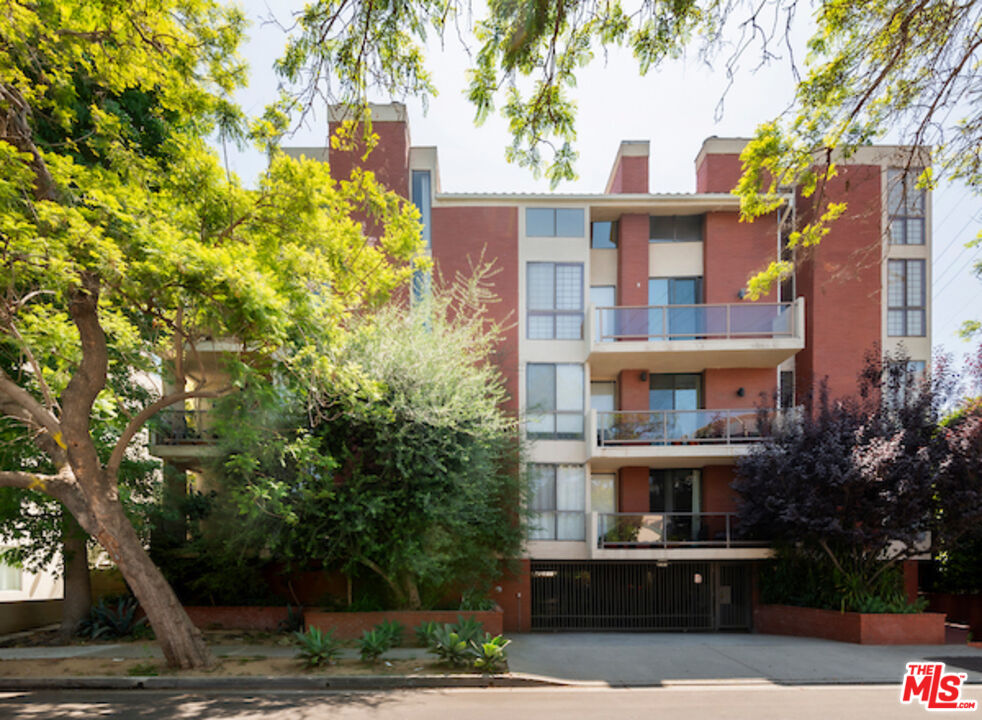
[[223, 0, 982, 366]]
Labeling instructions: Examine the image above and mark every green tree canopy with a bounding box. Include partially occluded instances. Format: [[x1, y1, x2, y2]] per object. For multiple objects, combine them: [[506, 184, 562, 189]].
[[212, 271, 527, 610], [0, 0, 423, 668], [272, 0, 982, 298]]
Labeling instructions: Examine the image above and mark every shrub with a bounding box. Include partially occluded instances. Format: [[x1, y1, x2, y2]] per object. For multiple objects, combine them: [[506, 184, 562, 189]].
[[375, 619, 405, 647], [459, 590, 496, 611], [472, 633, 510, 674], [415, 620, 439, 648], [277, 605, 304, 634], [358, 628, 394, 664], [294, 627, 341, 668], [77, 596, 147, 640], [451, 615, 484, 644], [427, 624, 472, 668]]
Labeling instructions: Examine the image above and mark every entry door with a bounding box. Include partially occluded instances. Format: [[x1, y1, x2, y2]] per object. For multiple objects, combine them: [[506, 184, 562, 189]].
[[590, 285, 616, 341], [591, 380, 616, 442], [649, 277, 702, 339]]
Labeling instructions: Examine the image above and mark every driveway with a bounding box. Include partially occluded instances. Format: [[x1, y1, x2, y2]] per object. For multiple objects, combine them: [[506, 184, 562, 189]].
[[506, 632, 982, 686]]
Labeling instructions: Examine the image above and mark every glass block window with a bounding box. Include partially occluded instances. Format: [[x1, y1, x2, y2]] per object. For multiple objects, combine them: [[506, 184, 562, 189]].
[[526, 208, 585, 237], [887, 259, 926, 336], [526, 363, 584, 439], [529, 464, 586, 540], [527, 262, 584, 339], [887, 168, 926, 245], [649, 215, 703, 242]]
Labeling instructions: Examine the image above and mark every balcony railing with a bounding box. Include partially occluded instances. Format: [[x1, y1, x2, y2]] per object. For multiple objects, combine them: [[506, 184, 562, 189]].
[[596, 512, 765, 549], [595, 302, 795, 342], [152, 408, 217, 446], [596, 408, 776, 446]]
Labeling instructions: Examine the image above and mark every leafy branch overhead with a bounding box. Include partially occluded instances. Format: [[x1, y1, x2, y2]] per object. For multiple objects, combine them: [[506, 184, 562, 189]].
[[275, 0, 982, 296]]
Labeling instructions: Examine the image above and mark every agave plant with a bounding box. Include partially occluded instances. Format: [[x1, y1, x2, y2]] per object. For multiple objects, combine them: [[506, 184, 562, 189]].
[[76, 596, 148, 640]]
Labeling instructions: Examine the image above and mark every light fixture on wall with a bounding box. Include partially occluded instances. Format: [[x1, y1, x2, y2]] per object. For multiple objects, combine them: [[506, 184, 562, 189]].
[[640, 371, 648, 382], [736, 387, 745, 397], [737, 288, 747, 299]]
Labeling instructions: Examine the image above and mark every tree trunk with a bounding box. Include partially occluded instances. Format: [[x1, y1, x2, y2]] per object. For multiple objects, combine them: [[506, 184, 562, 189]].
[[89, 498, 211, 669], [58, 510, 91, 641]]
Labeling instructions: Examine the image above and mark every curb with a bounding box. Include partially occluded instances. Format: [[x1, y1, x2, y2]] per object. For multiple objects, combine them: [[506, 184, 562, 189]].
[[0, 673, 566, 691]]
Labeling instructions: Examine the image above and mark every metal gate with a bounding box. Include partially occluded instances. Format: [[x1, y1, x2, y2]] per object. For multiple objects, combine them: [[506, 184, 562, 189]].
[[530, 560, 752, 631]]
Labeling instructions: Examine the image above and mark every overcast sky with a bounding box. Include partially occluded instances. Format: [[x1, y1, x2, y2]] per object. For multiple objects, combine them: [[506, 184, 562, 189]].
[[223, 1, 981, 367]]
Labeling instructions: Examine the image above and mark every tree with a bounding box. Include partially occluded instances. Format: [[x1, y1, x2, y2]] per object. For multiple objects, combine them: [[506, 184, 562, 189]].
[[0, 1, 423, 667], [212, 271, 528, 610], [271, 0, 981, 295], [733, 349, 982, 607]]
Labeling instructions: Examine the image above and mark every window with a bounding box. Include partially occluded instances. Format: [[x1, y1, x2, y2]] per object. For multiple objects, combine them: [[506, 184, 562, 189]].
[[650, 374, 701, 439], [529, 464, 585, 540], [590, 285, 616, 342], [527, 262, 584, 339], [591, 380, 616, 439], [887, 259, 926, 336], [411, 170, 432, 248], [0, 551, 21, 592], [649, 215, 703, 242], [886, 360, 927, 407], [591, 221, 618, 249], [649, 469, 701, 541], [887, 168, 926, 245], [779, 370, 795, 409], [411, 170, 432, 304], [648, 277, 702, 338], [526, 363, 584, 439], [526, 208, 585, 237]]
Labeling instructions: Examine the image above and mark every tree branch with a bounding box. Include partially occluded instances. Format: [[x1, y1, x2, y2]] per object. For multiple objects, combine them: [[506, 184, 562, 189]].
[[105, 387, 232, 481], [0, 367, 62, 440]]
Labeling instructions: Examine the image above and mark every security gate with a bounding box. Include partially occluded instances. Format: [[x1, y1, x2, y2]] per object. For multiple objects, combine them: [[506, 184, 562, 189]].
[[530, 560, 752, 631]]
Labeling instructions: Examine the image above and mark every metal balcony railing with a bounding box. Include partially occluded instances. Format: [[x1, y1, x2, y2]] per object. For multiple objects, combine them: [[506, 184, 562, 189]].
[[596, 408, 776, 446], [152, 408, 217, 446], [596, 511, 765, 549], [595, 302, 795, 342]]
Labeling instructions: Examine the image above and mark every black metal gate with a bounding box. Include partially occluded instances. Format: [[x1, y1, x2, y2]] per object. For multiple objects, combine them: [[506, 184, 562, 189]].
[[530, 560, 752, 631]]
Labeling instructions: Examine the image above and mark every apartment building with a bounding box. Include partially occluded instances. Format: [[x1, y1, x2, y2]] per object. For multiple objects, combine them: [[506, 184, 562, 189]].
[[153, 102, 931, 633]]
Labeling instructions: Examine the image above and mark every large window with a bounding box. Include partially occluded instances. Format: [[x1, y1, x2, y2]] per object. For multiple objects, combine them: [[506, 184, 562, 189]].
[[529, 464, 586, 540], [591, 221, 617, 248], [649, 215, 703, 242], [527, 262, 584, 339], [887, 168, 926, 245], [526, 363, 584, 439], [0, 551, 21, 592], [411, 170, 432, 303], [887, 259, 926, 336], [526, 208, 585, 237], [649, 469, 701, 541], [650, 374, 701, 439]]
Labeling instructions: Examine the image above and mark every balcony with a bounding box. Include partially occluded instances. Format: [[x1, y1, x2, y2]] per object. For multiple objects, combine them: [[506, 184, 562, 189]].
[[149, 408, 222, 462], [587, 298, 804, 375], [587, 511, 771, 560], [587, 408, 779, 470]]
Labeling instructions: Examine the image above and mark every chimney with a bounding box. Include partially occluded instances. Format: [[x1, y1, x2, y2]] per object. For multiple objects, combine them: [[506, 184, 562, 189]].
[[605, 141, 649, 194]]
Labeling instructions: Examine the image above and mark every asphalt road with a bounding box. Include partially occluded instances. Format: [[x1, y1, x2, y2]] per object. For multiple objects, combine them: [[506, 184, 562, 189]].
[[1, 685, 977, 719]]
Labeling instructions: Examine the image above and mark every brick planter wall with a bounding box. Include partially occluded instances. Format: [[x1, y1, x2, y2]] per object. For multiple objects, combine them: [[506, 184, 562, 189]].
[[754, 604, 946, 645], [304, 607, 504, 641], [183, 606, 292, 632]]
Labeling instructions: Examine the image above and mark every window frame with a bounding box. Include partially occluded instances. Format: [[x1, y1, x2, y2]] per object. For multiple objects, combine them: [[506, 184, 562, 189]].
[[590, 220, 618, 249], [526, 363, 585, 440], [528, 463, 586, 541], [887, 167, 926, 246], [527, 262, 584, 340], [525, 207, 585, 238], [649, 215, 704, 243], [887, 259, 926, 337]]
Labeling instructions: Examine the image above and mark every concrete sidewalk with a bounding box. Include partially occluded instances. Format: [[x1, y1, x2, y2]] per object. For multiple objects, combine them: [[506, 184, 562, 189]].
[[506, 633, 982, 686], [1, 633, 980, 686]]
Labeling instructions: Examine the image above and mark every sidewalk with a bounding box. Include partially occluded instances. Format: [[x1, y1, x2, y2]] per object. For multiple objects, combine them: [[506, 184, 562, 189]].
[[0, 633, 980, 687], [506, 633, 982, 686]]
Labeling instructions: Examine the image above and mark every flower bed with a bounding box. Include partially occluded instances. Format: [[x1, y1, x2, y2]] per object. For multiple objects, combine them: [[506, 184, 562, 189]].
[[754, 604, 946, 644], [304, 607, 504, 641], [183, 606, 291, 632]]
